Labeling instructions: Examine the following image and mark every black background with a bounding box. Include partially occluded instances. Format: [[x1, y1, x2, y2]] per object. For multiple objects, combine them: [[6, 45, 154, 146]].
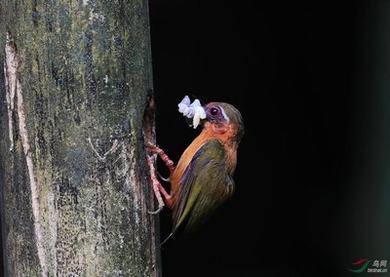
[[149, 1, 390, 276]]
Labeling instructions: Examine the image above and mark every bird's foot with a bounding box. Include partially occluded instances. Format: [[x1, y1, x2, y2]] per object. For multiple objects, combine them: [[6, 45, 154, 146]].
[[146, 142, 176, 174], [146, 154, 173, 214]]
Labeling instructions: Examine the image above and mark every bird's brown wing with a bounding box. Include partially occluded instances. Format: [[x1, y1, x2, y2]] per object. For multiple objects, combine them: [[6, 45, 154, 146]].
[[172, 139, 234, 234]]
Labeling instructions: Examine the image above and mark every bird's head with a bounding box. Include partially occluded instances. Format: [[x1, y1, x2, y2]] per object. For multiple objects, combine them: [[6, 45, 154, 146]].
[[204, 102, 244, 143], [178, 96, 244, 143]]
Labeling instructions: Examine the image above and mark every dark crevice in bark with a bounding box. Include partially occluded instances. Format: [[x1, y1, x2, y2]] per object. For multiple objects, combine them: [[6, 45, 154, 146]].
[[143, 91, 156, 146]]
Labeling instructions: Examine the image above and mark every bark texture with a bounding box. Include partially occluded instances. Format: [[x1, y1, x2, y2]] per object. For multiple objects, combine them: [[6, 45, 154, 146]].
[[0, 0, 160, 276]]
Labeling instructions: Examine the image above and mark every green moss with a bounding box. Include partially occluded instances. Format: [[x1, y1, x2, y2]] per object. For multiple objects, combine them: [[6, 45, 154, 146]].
[[1, 0, 159, 276]]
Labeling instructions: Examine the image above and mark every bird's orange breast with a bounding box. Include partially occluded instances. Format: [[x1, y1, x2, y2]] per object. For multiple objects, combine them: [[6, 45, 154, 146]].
[[169, 131, 209, 205], [169, 122, 238, 206]]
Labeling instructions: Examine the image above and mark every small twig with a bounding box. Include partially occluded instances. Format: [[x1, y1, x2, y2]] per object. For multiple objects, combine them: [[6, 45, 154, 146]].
[[103, 139, 120, 157], [88, 137, 122, 162], [88, 137, 104, 160]]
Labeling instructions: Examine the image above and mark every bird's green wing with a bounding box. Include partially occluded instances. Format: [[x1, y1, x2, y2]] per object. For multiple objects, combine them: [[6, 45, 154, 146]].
[[172, 139, 234, 234]]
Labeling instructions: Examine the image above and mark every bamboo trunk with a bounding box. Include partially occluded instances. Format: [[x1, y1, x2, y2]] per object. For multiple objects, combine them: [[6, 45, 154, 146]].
[[0, 0, 161, 276]]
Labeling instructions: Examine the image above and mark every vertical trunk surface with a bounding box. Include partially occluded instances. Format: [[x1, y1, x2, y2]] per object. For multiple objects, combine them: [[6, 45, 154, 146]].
[[0, 0, 160, 276]]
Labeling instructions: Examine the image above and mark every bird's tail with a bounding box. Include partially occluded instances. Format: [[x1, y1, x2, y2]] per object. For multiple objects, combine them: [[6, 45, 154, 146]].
[[160, 232, 174, 246]]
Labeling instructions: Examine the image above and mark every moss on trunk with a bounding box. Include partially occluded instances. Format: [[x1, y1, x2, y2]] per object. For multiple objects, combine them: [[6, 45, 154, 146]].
[[0, 0, 160, 276]]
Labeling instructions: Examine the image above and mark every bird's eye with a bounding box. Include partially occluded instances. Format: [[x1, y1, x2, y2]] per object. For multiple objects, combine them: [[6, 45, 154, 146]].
[[210, 107, 219, 116]]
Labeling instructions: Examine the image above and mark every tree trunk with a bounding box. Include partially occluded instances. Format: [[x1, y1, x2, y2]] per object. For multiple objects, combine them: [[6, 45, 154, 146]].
[[0, 0, 161, 276]]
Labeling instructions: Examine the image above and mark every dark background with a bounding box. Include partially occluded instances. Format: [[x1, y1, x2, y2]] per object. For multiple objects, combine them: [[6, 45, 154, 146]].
[[149, 1, 390, 276]]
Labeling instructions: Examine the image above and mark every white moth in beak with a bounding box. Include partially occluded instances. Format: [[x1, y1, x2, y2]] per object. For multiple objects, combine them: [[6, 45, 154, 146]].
[[178, 95, 206, 129]]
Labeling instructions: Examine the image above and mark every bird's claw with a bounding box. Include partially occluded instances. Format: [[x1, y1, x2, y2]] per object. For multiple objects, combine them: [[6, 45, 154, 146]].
[[146, 142, 159, 153], [157, 171, 170, 182], [145, 141, 154, 149], [148, 206, 164, 215]]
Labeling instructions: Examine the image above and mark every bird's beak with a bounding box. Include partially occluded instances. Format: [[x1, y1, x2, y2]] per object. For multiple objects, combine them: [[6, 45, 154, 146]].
[[184, 116, 207, 128]]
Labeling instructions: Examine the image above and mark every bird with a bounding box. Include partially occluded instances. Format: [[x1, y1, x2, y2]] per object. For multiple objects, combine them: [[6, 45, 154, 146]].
[[146, 96, 244, 238]]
